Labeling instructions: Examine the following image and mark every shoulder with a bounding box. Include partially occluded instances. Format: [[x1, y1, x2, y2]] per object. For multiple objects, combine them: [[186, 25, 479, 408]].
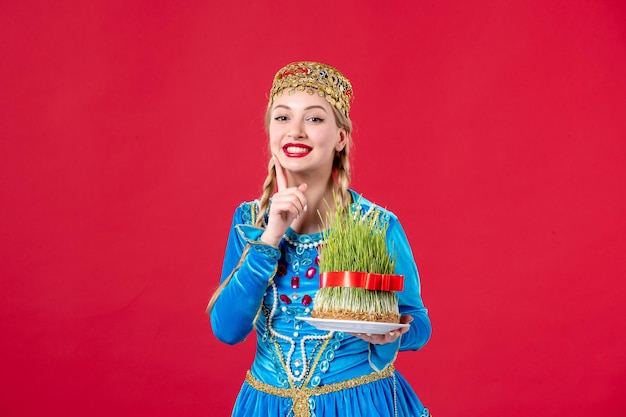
[[348, 190, 399, 226], [232, 199, 262, 226]]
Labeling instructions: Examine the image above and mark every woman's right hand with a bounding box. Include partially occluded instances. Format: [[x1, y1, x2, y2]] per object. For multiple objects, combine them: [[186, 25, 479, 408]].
[[260, 156, 308, 247]]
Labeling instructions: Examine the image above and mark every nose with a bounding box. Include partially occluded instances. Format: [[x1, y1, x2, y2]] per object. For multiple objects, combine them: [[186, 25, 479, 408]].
[[287, 119, 305, 139]]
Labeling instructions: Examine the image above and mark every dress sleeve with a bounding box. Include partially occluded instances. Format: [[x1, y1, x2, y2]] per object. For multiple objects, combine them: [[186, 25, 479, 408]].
[[369, 211, 432, 367], [390, 216, 432, 351], [209, 205, 280, 345]]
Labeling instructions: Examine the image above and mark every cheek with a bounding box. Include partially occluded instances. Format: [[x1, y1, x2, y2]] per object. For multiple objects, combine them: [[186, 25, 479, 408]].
[[268, 127, 282, 147]]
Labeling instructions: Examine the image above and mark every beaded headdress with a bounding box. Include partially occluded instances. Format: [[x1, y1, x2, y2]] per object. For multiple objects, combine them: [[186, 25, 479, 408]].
[[269, 61, 354, 117]]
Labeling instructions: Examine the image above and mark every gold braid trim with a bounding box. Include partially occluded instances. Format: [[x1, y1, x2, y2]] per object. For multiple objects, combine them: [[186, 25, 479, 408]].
[[245, 365, 395, 417]]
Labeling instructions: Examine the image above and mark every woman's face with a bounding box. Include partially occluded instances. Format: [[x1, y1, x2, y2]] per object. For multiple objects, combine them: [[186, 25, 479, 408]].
[[268, 89, 346, 179]]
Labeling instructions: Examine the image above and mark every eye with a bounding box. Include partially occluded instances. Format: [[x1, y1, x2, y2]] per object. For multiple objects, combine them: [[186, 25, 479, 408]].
[[273, 115, 288, 121], [307, 116, 324, 123]]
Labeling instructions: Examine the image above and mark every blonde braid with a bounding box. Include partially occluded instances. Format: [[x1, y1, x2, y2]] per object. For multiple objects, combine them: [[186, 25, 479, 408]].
[[206, 245, 251, 314], [208, 159, 277, 322], [333, 146, 351, 208], [331, 106, 353, 209], [256, 157, 277, 227], [206, 244, 265, 331]]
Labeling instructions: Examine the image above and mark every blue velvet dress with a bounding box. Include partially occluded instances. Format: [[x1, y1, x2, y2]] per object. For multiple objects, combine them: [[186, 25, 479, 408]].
[[210, 191, 432, 417]]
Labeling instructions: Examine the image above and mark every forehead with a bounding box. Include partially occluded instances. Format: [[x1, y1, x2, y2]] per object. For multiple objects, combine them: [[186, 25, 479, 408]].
[[271, 88, 333, 111]]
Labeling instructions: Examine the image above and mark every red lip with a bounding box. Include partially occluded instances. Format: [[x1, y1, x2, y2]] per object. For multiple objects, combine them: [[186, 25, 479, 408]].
[[282, 143, 312, 158]]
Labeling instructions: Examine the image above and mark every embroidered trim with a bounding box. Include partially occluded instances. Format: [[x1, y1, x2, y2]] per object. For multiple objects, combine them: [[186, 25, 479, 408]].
[[249, 242, 281, 259], [245, 365, 395, 417], [367, 341, 400, 373]]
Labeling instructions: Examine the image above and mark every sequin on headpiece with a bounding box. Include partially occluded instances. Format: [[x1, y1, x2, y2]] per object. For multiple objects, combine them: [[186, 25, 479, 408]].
[[269, 62, 354, 117]]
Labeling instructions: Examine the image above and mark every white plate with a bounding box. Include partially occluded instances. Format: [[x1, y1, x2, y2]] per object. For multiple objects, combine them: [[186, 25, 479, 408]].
[[296, 317, 409, 335]]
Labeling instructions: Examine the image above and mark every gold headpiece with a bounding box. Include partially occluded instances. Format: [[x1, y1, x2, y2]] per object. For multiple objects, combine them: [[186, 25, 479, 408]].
[[269, 61, 354, 117]]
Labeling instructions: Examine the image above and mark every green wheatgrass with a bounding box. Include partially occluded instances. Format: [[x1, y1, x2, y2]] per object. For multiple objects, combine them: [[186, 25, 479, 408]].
[[313, 198, 400, 323]]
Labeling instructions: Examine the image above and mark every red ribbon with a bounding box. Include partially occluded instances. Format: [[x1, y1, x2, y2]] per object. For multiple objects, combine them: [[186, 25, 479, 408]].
[[320, 271, 404, 292]]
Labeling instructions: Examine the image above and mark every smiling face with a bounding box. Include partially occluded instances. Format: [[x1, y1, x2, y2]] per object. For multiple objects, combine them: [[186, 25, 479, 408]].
[[269, 89, 347, 180]]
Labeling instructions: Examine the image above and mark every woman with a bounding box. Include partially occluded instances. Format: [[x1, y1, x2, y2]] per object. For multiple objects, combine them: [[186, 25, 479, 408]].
[[208, 61, 431, 417]]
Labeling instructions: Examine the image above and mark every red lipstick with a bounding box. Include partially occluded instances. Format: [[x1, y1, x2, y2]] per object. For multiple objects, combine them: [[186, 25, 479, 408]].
[[283, 143, 312, 158]]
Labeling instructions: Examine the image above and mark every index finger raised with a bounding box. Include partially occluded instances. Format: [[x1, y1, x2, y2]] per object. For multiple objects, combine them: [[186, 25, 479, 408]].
[[273, 154, 288, 192]]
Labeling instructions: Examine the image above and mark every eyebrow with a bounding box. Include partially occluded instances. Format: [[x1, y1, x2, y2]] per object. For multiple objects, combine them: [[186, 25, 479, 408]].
[[272, 104, 328, 112]]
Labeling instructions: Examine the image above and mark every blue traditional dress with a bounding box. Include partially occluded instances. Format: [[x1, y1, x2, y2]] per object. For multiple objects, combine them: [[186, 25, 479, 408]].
[[210, 191, 431, 417]]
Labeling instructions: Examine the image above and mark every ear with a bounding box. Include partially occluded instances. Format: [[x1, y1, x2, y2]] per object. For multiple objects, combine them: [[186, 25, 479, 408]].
[[335, 129, 348, 152]]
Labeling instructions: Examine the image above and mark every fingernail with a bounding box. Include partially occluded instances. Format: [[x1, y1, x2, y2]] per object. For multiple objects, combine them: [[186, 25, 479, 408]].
[[303, 205, 308, 212]]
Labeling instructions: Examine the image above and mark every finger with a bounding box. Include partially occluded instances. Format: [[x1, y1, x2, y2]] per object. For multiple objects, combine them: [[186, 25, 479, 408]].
[[297, 183, 308, 213], [381, 331, 398, 341], [397, 315, 413, 335], [273, 154, 288, 192], [271, 186, 308, 216], [400, 314, 414, 324]]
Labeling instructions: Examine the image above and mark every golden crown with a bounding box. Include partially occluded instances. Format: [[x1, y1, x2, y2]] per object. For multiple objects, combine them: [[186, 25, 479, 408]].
[[269, 61, 354, 117]]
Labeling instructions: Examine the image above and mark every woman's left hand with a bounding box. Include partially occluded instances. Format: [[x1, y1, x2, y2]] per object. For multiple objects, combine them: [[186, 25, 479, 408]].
[[350, 314, 413, 345]]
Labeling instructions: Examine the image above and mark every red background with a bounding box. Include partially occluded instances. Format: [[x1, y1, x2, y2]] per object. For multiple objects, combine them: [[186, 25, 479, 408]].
[[1, 1, 625, 416]]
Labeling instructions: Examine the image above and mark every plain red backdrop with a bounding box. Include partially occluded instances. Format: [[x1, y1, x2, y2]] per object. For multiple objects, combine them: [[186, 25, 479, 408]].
[[1, 1, 625, 416]]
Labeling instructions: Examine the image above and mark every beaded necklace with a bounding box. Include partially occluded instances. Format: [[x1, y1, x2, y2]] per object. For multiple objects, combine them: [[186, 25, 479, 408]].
[[267, 278, 333, 385], [282, 233, 326, 249]]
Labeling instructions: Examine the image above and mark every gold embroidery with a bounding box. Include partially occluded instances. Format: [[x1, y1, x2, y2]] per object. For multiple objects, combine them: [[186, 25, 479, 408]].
[[269, 62, 354, 118], [245, 366, 395, 417]]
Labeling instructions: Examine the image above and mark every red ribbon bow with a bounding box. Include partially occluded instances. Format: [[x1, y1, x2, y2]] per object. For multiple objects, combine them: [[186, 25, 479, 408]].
[[320, 271, 404, 292]]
